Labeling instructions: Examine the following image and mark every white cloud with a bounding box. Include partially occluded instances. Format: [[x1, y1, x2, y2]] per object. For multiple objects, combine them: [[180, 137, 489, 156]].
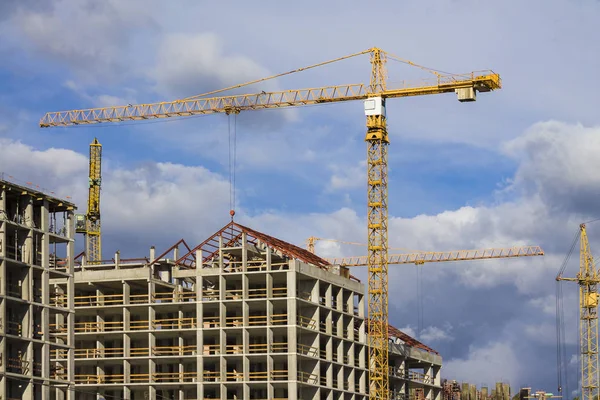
[[328, 160, 366, 191], [152, 32, 273, 99], [9, 0, 155, 82], [64, 80, 138, 108], [397, 325, 417, 339], [443, 341, 520, 386], [420, 326, 454, 343]]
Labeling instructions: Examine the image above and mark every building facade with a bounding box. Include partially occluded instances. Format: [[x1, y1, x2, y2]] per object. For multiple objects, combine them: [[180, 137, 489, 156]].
[[0, 177, 76, 400], [60, 221, 441, 400]]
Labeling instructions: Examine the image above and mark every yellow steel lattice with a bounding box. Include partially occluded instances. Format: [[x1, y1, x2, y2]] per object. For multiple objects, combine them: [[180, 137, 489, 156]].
[[87, 138, 102, 263]]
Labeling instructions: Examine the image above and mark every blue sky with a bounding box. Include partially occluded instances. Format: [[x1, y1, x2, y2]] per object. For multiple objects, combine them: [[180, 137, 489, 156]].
[[2, 0, 600, 395]]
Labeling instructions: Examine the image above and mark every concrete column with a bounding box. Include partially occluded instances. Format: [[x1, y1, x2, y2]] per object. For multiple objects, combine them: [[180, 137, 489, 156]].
[[287, 269, 297, 385], [241, 232, 248, 273], [196, 271, 203, 400], [66, 211, 75, 400]]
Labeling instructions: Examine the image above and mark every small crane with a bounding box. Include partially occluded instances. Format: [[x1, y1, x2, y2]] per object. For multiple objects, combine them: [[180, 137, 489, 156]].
[[556, 223, 599, 400], [74, 138, 102, 264]]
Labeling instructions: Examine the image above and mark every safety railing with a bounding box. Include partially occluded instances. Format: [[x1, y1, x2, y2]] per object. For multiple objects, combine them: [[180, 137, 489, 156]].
[[75, 374, 125, 384], [297, 315, 317, 330], [6, 321, 22, 336], [202, 289, 219, 301], [225, 344, 243, 354], [153, 291, 196, 303], [130, 294, 149, 304], [50, 293, 68, 308], [202, 344, 220, 355], [130, 320, 150, 330], [298, 371, 319, 385], [248, 371, 269, 381], [271, 369, 288, 380], [153, 371, 197, 382], [152, 317, 196, 330], [50, 349, 69, 359], [248, 343, 268, 353], [130, 373, 150, 383], [247, 288, 267, 298], [271, 313, 287, 325], [319, 321, 328, 333], [224, 289, 243, 300], [226, 371, 244, 381], [271, 342, 288, 353], [6, 284, 21, 299], [74, 320, 123, 333], [246, 260, 268, 272], [202, 316, 220, 328], [153, 345, 196, 356], [297, 343, 319, 358], [248, 315, 268, 326], [272, 287, 287, 298], [52, 371, 68, 381], [7, 358, 30, 375], [74, 293, 123, 307], [49, 323, 68, 334], [296, 290, 312, 301], [74, 347, 124, 358], [203, 371, 220, 382], [225, 316, 243, 327], [131, 347, 151, 357]]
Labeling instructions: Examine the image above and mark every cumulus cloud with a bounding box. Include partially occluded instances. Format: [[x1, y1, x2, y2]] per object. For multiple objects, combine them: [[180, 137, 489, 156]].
[[64, 80, 138, 108], [420, 325, 454, 343], [152, 32, 272, 99], [9, 0, 155, 82], [328, 160, 366, 191], [443, 342, 520, 385], [503, 121, 600, 216]]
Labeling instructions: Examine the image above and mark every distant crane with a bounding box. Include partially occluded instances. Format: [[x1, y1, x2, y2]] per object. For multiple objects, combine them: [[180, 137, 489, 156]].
[[75, 138, 102, 264], [556, 223, 599, 400]]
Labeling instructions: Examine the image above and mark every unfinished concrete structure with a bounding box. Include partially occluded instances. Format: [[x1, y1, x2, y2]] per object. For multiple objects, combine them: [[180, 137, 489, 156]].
[[59, 221, 441, 400], [0, 176, 76, 400]]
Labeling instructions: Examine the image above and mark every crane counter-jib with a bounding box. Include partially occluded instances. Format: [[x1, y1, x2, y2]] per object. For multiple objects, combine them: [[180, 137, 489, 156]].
[[39, 72, 500, 127]]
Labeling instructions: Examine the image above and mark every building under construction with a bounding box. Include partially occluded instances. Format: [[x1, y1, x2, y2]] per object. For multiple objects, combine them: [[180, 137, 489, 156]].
[[0, 176, 76, 400], [52, 221, 442, 400]]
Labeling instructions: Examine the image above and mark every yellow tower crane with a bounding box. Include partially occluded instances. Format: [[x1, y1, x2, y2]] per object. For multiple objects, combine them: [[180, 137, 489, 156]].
[[556, 223, 599, 400], [39, 47, 501, 400], [75, 138, 102, 264]]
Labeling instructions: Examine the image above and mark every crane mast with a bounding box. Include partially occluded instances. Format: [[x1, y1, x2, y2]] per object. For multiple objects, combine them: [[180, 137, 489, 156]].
[[76, 138, 102, 263], [557, 223, 599, 400], [365, 48, 390, 400]]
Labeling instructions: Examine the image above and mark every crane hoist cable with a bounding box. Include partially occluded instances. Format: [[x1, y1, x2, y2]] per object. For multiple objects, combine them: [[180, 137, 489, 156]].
[[555, 228, 579, 397], [227, 112, 238, 219]]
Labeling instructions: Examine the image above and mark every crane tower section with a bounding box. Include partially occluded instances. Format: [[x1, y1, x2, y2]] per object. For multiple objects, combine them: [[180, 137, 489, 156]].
[[557, 223, 600, 400], [76, 138, 102, 264], [365, 48, 389, 400], [579, 224, 599, 400]]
